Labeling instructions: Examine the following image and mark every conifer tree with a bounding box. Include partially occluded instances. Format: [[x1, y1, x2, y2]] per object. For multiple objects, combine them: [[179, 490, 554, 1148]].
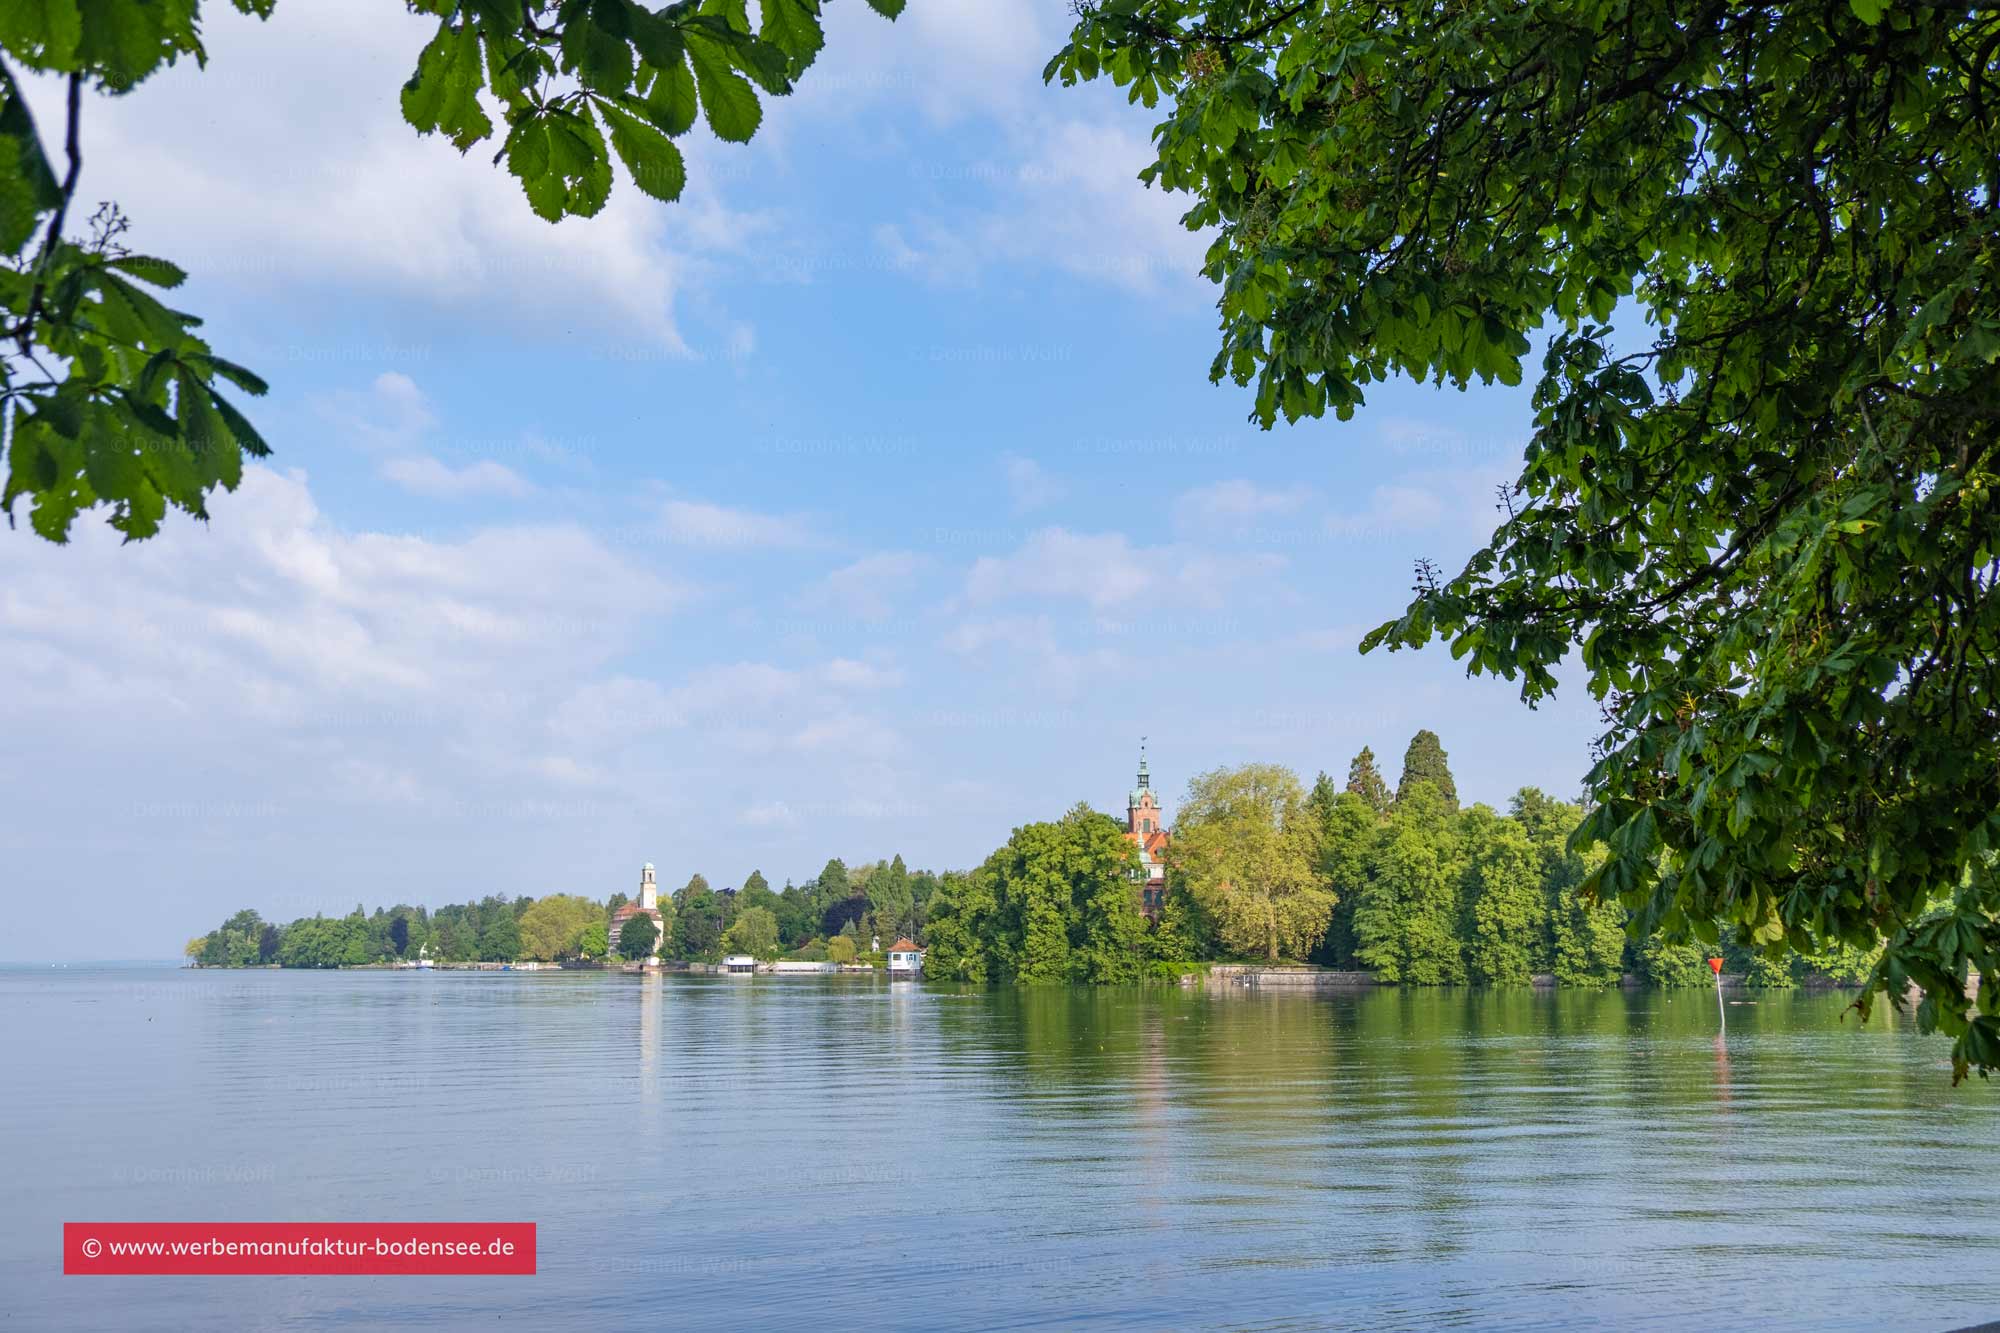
[[1396, 731, 1458, 811], [1345, 747, 1392, 814]]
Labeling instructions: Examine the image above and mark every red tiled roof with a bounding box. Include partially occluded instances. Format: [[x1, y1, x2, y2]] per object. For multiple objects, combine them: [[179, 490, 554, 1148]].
[[608, 903, 661, 923], [889, 939, 919, 952]]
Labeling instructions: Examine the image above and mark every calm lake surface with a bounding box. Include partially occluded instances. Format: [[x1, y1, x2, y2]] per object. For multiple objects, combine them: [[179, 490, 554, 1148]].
[[4, 966, 1997, 1331]]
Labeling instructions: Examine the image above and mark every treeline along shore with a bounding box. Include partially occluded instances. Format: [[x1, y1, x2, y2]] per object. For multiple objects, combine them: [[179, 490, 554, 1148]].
[[187, 731, 1886, 990]]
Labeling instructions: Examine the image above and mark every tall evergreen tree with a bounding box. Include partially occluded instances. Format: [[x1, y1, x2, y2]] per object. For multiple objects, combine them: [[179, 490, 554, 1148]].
[[1396, 730, 1458, 810], [1345, 747, 1392, 814], [1306, 770, 1341, 830]]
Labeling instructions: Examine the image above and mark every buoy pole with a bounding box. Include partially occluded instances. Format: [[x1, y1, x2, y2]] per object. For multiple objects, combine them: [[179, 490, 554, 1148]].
[[1709, 956, 1725, 1033]]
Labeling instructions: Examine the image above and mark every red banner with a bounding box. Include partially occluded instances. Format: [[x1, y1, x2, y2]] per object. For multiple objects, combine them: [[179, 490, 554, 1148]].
[[63, 1223, 536, 1276]]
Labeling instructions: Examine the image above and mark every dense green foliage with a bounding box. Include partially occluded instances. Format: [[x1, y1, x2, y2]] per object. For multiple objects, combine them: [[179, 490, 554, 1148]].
[[519, 893, 604, 961], [1052, 0, 2000, 1079], [923, 805, 1150, 984], [669, 876, 723, 960], [1173, 763, 1330, 962], [721, 905, 780, 959], [1355, 783, 1469, 983], [1331, 779, 1625, 987], [618, 911, 658, 961], [1, 0, 901, 541]]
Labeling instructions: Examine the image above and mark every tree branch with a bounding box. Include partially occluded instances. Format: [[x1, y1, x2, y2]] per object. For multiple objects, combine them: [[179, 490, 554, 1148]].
[[16, 71, 82, 356]]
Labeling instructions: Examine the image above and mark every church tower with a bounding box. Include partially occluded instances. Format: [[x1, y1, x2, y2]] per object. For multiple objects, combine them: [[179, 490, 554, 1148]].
[[1124, 740, 1169, 918], [639, 863, 658, 912], [1128, 740, 1161, 836]]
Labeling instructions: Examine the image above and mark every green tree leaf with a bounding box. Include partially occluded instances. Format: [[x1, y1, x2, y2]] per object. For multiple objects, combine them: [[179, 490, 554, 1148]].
[[0, 65, 60, 253], [598, 99, 686, 202], [639, 54, 699, 135], [686, 31, 760, 142], [401, 20, 494, 152]]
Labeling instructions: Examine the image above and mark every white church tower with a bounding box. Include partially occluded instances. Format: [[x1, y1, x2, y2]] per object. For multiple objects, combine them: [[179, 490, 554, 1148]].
[[609, 863, 666, 965]]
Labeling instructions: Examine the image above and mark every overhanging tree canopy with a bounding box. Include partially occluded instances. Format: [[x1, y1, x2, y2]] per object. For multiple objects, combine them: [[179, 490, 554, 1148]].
[[1, 0, 901, 539], [1051, 0, 1999, 1076]]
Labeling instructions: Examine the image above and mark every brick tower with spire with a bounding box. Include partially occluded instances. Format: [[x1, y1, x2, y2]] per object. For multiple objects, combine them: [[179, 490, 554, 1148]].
[[1125, 740, 1169, 918]]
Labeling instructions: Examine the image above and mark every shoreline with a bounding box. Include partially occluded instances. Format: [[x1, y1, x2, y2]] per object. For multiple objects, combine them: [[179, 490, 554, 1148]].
[[174, 960, 1881, 992]]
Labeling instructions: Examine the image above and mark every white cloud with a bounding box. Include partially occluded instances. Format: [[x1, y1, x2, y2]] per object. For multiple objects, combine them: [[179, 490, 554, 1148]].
[[1174, 480, 1314, 534], [548, 657, 900, 748], [381, 456, 532, 500], [821, 658, 905, 690], [813, 551, 926, 621], [661, 500, 811, 549], [942, 614, 1126, 699], [14, 3, 756, 349], [801, 0, 1055, 127], [792, 711, 903, 757], [878, 117, 1206, 295], [1002, 454, 1065, 512], [1325, 485, 1447, 539], [964, 527, 1284, 612], [1324, 467, 1513, 541], [1, 466, 681, 785], [311, 372, 439, 453]]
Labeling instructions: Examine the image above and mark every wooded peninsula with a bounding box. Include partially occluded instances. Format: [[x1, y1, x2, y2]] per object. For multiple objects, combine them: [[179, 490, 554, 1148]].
[[186, 731, 1886, 990]]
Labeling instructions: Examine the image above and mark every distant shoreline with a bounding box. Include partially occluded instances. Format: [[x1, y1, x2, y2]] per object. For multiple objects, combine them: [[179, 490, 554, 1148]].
[[167, 960, 1880, 992]]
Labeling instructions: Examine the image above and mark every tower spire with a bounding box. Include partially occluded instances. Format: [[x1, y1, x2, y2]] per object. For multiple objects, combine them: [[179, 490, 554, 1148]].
[[1137, 736, 1150, 792]]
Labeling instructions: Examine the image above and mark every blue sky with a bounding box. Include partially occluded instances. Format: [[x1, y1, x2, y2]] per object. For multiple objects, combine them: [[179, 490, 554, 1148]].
[[1, 1, 1601, 959]]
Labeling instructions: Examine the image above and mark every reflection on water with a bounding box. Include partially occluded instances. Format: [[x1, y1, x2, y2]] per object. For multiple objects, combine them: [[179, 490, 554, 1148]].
[[2, 969, 1995, 1331]]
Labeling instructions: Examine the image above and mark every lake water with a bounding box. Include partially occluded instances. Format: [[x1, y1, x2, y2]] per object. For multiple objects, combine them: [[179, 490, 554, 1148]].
[[4, 966, 1997, 1330]]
